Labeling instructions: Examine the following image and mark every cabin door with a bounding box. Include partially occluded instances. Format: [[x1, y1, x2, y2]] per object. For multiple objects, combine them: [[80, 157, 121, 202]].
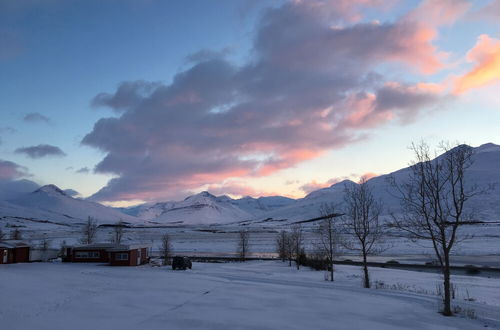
[[2, 250, 7, 263], [137, 249, 141, 265]]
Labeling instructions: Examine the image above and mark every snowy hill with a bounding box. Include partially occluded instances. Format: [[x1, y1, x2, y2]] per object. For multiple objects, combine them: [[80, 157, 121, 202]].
[[8, 184, 140, 225], [124, 143, 500, 225], [137, 191, 254, 225], [231, 196, 296, 216], [3, 143, 498, 228], [250, 143, 500, 224]]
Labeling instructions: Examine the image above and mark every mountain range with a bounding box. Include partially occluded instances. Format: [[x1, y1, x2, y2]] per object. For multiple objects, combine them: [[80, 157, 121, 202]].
[[1, 143, 499, 227]]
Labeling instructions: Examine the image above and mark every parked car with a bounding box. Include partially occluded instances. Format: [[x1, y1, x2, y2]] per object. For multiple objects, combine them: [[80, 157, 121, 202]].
[[172, 256, 192, 270]]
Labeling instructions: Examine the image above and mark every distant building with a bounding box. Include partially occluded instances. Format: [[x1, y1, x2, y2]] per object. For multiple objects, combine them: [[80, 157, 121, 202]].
[[0, 241, 31, 264], [63, 243, 149, 266]]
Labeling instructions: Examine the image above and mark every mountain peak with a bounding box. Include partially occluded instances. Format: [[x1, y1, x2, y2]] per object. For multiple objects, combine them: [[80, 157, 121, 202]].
[[34, 184, 67, 196], [476, 143, 500, 153], [196, 191, 216, 198], [184, 191, 216, 201], [331, 179, 356, 187]]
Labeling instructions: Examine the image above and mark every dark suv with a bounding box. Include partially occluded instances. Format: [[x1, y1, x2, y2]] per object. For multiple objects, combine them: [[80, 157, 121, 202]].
[[172, 256, 192, 270]]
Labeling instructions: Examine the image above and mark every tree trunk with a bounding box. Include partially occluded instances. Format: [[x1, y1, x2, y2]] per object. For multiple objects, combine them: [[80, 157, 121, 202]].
[[362, 251, 370, 288], [442, 252, 452, 316], [330, 259, 334, 282]]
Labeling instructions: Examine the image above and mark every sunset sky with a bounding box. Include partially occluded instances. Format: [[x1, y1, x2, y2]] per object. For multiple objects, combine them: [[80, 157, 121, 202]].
[[1, 0, 499, 206]]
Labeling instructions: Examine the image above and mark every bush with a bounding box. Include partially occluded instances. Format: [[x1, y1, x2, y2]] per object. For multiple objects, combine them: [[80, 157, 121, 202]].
[[464, 265, 480, 275], [297, 253, 331, 271], [386, 259, 400, 265]]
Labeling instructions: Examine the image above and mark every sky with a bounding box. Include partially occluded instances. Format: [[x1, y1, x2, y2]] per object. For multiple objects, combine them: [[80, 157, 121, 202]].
[[1, 0, 499, 206]]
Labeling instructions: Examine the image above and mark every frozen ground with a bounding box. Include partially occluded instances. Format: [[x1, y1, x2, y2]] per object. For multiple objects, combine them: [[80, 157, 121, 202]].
[[1, 261, 499, 330]]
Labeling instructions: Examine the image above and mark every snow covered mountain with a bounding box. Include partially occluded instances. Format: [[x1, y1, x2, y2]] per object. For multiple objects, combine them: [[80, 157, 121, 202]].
[[251, 143, 500, 223], [231, 196, 296, 216], [136, 191, 255, 225], [1, 143, 498, 228], [7, 184, 140, 225]]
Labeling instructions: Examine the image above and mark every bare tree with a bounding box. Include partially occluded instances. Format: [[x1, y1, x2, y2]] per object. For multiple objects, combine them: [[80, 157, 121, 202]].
[[290, 224, 304, 270], [40, 235, 51, 261], [237, 230, 250, 261], [58, 240, 67, 258], [284, 231, 294, 267], [275, 230, 288, 262], [81, 216, 98, 244], [10, 228, 22, 240], [161, 233, 172, 265], [111, 220, 125, 244], [389, 141, 478, 316], [317, 204, 340, 281], [342, 177, 385, 288]]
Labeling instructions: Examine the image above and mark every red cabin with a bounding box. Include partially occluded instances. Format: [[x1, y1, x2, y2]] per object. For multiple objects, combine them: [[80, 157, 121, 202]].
[[0, 241, 30, 264], [63, 243, 149, 266], [63, 243, 117, 263]]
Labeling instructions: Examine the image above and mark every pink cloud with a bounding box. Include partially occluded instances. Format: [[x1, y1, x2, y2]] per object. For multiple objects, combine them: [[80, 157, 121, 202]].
[[299, 177, 350, 194], [84, 0, 451, 202], [0, 159, 28, 180], [392, 0, 470, 75], [454, 34, 500, 94], [358, 172, 378, 182]]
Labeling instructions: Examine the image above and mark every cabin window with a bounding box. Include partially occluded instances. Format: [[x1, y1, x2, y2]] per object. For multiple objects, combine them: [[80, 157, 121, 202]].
[[75, 251, 100, 258], [115, 253, 129, 261]]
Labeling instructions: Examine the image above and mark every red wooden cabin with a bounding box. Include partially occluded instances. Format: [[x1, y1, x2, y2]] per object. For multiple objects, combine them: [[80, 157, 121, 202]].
[[0, 241, 30, 264]]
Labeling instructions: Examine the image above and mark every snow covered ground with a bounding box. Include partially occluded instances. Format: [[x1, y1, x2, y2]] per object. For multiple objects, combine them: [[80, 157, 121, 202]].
[[1, 261, 499, 329]]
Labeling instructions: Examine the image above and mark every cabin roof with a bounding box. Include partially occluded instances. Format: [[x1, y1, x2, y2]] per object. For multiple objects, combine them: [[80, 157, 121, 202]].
[[71, 243, 149, 251], [0, 240, 30, 249]]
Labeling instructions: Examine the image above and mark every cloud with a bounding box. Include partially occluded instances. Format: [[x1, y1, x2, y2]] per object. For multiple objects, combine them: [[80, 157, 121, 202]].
[[23, 112, 50, 123], [358, 172, 378, 181], [15, 144, 66, 158], [76, 167, 90, 174], [405, 0, 470, 28], [469, 0, 500, 22], [0, 159, 29, 180], [185, 48, 232, 64], [341, 81, 444, 128], [299, 172, 378, 194], [299, 177, 350, 194], [92, 81, 160, 112], [0, 159, 37, 200], [454, 34, 500, 94], [83, 0, 450, 202]]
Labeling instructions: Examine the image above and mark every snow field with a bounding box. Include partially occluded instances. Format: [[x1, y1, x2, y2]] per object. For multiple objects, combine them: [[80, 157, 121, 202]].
[[1, 261, 499, 329]]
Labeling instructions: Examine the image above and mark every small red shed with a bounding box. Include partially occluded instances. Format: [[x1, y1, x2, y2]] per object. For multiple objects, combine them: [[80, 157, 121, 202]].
[[0, 241, 31, 264]]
